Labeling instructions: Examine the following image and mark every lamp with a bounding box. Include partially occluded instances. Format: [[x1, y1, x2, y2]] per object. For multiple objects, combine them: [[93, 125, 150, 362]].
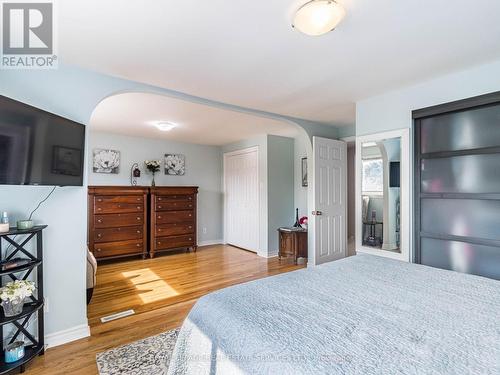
[[293, 0, 346, 36]]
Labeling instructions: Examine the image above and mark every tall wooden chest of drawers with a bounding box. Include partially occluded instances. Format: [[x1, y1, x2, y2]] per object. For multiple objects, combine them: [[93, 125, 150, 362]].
[[88, 186, 149, 260], [150, 186, 198, 258]]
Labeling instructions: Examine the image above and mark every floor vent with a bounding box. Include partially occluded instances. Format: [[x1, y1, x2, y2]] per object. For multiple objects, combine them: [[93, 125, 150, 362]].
[[100, 309, 135, 323]]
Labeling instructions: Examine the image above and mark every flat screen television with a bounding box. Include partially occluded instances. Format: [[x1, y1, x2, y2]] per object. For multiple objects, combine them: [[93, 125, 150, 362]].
[[389, 161, 400, 188], [0, 95, 85, 186]]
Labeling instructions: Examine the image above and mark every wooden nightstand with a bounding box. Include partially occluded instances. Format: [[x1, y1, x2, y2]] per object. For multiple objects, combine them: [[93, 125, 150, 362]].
[[278, 227, 308, 264]]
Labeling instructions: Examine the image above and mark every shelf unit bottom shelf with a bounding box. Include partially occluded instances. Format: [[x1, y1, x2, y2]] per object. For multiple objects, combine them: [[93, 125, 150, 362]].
[[0, 344, 44, 374]]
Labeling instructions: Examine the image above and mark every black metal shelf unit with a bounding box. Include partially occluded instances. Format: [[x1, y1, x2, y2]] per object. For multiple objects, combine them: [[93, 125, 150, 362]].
[[0, 225, 46, 374]]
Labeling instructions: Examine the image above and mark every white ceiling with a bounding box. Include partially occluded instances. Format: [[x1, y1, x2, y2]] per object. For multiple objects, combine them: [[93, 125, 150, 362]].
[[90, 93, 299, 146], [60, 1, 500, 126]]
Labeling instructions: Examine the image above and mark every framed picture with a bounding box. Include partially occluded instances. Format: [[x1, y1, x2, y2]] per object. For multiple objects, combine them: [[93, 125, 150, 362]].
[[93, 149, 120, 174], [301, 157, 308, 187], [165, 154, 185, 175], [52, 146, 82, 176]]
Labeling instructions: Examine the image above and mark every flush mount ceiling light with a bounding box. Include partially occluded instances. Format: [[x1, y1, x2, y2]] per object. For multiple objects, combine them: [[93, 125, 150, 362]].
[[155, 121, 177, 132], [292, 0, 346, 36]]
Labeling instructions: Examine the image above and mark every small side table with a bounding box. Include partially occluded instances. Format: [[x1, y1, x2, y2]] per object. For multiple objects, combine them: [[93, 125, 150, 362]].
[[278, 227, 308, 264], [362, 221, 383, 247]]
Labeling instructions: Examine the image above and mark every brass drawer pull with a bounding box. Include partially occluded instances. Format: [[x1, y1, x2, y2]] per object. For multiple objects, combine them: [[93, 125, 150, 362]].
[[158, 197, 162, 201], [158, 215, 162, 219], [158, 205, 162, 209], [189, 214, 192, 217], [137, 206, 141, 210], [189, 226, 192, 229], [96, 248, 101, 252], [137, 217, 141, 220], [97, 233, 102, 238], [189, 238, 192, 241], [137, 230, 141, 234], [97, 219, 102, 223], [136, 243, 141, 247], [158, 228, 162, 232]]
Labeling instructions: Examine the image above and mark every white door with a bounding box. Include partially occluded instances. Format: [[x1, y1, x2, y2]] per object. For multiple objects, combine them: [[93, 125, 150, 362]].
[[224, 147, 259, 252], [313, 137, 347, 264]]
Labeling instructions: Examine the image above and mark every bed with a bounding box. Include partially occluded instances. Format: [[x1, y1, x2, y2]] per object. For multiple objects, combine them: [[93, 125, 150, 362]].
[[167, 254, 500, 374]]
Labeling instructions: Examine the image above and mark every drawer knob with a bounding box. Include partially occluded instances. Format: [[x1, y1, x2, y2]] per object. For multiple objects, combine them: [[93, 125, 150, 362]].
[[158, 229, 162, 232], [136, 243, 141, 247], [118, 204, 121, 208], [189, 204, 192, 208], [189, 226, 192, 229], [137, 206, 141, 209], [97, 219, 102, 223], [189, 214, 192, 217], [137, 217, 141, 220], [97, 233, 102, 237], [97, 208, 102, 211], [158, 241, 161, 245], [137, 230, 141, 234], [137, 198, 141, 201], [96, 248, 101, 252], [189, 197, 192, 200], [189, 238, 192, 241], [97, 199, 102, 202], [158, 205, 162, 209], [173, 223, 177, 226], [158, 197, 162, 201], [158, 215, 162, 219]]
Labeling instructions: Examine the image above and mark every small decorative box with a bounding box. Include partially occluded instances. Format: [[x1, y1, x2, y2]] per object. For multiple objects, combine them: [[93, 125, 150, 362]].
[[5, 341, 25, 363]]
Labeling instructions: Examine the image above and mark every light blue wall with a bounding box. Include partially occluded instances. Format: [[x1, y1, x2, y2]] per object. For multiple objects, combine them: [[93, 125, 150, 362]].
[[356, 59, 500, 136], [267, 136, 294, 255], [294, 137, 308, 218], [89, 131, 223, 243]]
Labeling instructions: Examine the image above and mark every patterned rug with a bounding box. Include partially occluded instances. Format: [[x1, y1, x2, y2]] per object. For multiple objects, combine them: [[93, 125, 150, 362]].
[[96, 328, 179, 375]]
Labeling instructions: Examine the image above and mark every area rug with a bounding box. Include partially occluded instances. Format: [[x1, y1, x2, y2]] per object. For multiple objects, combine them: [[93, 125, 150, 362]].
[[96, 328, 180, 375]]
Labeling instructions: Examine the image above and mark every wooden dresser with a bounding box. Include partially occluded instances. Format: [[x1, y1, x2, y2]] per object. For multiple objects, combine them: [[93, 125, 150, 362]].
[[278, 227, 308, 264], [150, 186, 198, 258], [88, 186, 148, 260]]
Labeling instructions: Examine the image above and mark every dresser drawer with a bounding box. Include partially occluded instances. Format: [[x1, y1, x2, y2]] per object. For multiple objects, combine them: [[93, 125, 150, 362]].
[[95, 213, 143, 228], [94, 226, 143, 243], [155, 200, 194, 211], [93, 240, 143, 258], [156, 195, 193, 203], [156, 223, 194, 236], [155, 235, 195, 250], [156, 210, 194, 224], [95, 201, 144, 214]]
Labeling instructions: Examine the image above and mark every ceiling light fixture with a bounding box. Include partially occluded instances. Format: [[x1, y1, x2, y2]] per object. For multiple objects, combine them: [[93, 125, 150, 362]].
[[155, 121, 177, 132], [292, 0, 346, 36]]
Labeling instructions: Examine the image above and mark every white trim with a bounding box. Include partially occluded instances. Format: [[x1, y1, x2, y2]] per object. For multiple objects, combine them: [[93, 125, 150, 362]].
[[355, 128, 410, 262], [45, 324, 90, 348], [340, 135, 356, 143], [198, 239, 223, 247], [223, 146, 260, 253]]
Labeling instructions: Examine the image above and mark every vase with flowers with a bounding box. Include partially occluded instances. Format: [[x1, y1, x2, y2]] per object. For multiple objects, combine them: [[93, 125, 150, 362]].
[[145, 160, 161, 186], [0, 280, 35, 317], [299, 216, 308, 229]]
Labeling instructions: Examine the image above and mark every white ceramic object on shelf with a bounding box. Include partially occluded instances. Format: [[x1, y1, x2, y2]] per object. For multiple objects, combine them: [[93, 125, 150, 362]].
[[0, 223, 9, 233]]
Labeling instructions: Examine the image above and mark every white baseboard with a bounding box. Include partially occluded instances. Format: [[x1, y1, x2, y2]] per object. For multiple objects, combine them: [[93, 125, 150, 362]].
[[45, 324, 90, 348], [198, 239, 223, 247]]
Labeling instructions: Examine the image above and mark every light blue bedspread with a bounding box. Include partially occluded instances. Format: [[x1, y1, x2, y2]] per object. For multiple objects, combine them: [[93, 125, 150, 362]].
[[168, 254, 500, 374]]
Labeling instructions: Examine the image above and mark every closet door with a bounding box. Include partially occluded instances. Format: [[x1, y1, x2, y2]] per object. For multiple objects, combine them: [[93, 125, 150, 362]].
[[414, 101, 500, 280], [224, 147, 259, 252]]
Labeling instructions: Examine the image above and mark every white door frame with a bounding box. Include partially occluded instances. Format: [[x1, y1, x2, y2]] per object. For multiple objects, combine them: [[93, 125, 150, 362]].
[[355, 128, 410, 262], [223, 146, 260, 252]]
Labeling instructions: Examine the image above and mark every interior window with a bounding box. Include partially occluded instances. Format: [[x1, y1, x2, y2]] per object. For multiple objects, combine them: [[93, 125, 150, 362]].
[[362, 158, 383, 193]]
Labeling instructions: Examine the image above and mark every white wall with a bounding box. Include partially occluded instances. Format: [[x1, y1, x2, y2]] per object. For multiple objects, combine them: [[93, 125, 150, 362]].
[[88, 131, 223, 244]]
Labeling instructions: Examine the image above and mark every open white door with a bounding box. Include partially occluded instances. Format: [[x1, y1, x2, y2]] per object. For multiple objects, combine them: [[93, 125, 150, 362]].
[[312, 137, 347, 265]]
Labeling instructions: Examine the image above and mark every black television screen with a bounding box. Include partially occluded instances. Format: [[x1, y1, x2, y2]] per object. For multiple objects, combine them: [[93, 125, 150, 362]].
[[0, 95, 85, 186], [389, 161, 400, 188]]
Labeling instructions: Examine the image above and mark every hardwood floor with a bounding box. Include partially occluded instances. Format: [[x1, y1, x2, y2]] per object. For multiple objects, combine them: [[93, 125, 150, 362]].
[[25, 245, 303, 374]]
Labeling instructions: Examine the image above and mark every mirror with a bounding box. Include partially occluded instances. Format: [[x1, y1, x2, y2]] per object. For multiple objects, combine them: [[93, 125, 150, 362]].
[[360, 137, 401, 253]]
